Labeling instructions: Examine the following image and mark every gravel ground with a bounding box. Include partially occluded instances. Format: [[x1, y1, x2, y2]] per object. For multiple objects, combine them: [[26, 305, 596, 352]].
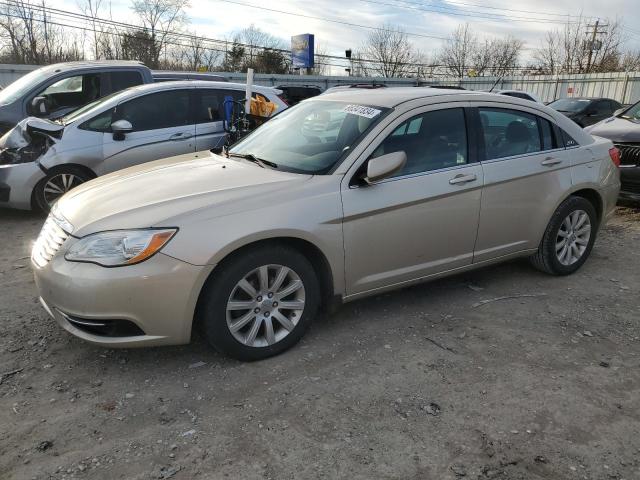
[[0, 207, 639, 480]]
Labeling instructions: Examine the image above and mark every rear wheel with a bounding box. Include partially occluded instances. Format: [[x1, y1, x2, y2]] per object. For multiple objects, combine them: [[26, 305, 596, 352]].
[[530, 196, 598, 275], [198, 245, 320, 361], [34, 167, 92, 212]]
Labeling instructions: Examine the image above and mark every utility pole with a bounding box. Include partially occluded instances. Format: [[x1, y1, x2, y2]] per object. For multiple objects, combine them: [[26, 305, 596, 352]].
[[585, 19, 608, 73]]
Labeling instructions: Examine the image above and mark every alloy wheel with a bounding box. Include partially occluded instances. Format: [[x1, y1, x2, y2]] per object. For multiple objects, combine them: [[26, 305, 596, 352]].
[[43, 173, 84, 206], [225, 264, 306, 348], [555, 209, 591, 266]]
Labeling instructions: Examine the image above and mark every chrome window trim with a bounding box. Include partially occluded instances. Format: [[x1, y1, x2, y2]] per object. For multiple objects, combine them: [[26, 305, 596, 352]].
[[480, 147, 566, 165]]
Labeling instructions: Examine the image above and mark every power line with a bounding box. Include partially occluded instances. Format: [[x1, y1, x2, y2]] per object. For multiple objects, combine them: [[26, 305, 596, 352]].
[[358, 0, 582, 25], [0, 0, 593, 75], [396, 0, 590, 20], [212, 0, 449, 40]]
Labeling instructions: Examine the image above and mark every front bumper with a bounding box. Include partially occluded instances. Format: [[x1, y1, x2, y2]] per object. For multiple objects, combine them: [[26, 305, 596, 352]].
[[619, 165, 640, 203], [0, 161, 45, 210], [33, 251, 213, 348]]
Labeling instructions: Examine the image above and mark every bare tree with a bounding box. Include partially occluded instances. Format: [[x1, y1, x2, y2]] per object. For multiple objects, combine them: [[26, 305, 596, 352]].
[[131, 0, 190, 68], [76, 0, 103, 59], [0, 0, 84, 64], [619, 50, 640, 72], [534, 17, 623, 74], [439, 23, 476, 78], [310, 42, 329, 76], [358, 24, 417, 77]]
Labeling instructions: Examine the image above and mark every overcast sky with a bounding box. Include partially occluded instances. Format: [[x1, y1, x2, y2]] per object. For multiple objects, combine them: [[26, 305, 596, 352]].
[[49, 0, 640, 72]]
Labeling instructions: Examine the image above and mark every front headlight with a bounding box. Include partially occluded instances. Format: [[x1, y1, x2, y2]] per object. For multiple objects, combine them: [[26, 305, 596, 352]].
[[65, 229, 177, 267]]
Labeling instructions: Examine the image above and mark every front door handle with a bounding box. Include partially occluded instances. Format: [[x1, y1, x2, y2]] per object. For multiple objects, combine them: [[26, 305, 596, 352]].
[[449, 174, 477, 185], [541, 157, 562, 166], [169, 132, 193, 141]]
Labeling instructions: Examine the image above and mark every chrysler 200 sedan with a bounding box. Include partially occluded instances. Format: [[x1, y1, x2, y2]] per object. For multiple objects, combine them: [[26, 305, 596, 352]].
[[32, 88, 621, 361]]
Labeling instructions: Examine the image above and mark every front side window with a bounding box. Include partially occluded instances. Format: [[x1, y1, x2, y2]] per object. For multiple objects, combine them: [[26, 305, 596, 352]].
[[229, 100, 389, 174], [35, 73, 102, 112], [479, 108, 542, 160], [370, 108, 468, 177], [115, 90, 191, 132]]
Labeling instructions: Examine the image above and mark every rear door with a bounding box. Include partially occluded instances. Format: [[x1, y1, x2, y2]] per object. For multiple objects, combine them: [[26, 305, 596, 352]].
[[341, 104, 483, 295], [473, 105, 571, 262], [101, 88, 196, 173]]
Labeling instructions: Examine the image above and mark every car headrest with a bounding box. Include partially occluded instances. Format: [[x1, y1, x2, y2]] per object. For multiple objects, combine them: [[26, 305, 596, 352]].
[[506, 121, 530, 143]]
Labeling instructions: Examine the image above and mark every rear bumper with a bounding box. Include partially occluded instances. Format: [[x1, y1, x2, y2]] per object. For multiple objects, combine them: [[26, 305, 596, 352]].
[[33, 251, 213, 348], [0, 162, 45, 210]]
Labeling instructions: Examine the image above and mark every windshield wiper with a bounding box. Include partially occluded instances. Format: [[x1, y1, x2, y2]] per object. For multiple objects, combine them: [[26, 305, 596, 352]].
[[228, 152, 278, 169]]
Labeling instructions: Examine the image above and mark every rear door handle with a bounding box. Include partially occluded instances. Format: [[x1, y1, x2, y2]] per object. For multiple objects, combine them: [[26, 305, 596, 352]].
[[169, 132, 193, 141], [449, 174, 477, 185], [541, 157, 562, 166]]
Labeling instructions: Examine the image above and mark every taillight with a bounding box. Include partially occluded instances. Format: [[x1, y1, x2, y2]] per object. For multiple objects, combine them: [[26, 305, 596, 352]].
[[609, 147, 621, 167]]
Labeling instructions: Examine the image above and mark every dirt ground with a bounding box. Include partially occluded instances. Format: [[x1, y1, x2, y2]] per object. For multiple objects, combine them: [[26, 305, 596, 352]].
[[0, 207, 639, 480]]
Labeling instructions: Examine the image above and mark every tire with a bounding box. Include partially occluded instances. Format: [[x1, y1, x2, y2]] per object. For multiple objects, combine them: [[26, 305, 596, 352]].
[[33, 166, 93, 212], [530, 196, 598, 275], [198, 245, 320, 361]]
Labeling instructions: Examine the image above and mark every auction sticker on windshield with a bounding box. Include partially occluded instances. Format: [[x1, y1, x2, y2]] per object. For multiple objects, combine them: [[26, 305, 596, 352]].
[[343, 104, 382, 119]]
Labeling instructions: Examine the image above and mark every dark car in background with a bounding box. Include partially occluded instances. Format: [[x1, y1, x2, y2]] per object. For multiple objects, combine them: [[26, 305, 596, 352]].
[[276, 84, 322, 105], [548, 97, 622, 127], [0, 61, 152, 135], [586, 101, 640, 202]]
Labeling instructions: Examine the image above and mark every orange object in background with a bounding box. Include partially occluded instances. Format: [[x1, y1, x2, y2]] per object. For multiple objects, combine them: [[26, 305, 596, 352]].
[[250, 95, 278, 117]]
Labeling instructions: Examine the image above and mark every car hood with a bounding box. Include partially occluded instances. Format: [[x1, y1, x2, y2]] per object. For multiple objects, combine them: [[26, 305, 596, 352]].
[[584, 116, 640, 142], [56, 151, 312, 236], [0, 117, 63, 149]]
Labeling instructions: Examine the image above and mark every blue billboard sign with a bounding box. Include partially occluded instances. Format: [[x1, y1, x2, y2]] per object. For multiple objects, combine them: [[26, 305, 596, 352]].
[[291, 33, 315, 68]]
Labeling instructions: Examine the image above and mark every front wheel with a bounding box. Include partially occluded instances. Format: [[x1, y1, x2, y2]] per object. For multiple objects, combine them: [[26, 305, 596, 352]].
[[530, 196, 598, 275], [33, 167, 92, 212], [198, 245, 320, 361]]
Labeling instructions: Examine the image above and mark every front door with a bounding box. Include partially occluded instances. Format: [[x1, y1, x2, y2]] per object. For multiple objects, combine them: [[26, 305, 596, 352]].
[[341, 106, 483, 296], [102, 89, 196, 174]]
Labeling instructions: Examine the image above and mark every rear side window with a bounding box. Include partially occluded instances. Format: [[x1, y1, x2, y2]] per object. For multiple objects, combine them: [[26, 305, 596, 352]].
[[479, 108, 541, 160], [109, 71, 143, 92], [115, 90, 191, 131], [370, 108, 468, 177]]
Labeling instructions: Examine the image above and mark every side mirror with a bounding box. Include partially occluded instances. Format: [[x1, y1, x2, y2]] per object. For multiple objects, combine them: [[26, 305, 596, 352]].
[[614, 107, 626, 117], [31, 96, 49, 116], [365, 151, 407, 184], [111, 119, 133, 141]]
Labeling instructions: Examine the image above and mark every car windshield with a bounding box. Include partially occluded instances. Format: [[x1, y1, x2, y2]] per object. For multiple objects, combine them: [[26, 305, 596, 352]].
[[229, 100, 389, 174], [619, 101, 640, 120], [59, 90, 122, 124], [0, 68, 50, 106], [548, 98, 591, 113]]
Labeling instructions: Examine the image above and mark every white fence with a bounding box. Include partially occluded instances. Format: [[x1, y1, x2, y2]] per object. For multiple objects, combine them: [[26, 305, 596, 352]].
[[1, 63, 639, 104]]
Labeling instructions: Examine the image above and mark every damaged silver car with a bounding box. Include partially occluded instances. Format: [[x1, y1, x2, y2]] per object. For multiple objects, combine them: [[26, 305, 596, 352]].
[[0, 80, 286, 211]]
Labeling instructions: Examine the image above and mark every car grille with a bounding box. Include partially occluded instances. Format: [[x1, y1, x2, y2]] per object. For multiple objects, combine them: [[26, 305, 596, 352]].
[[614, 143, 640, 167], [32, 215, 70, 268]]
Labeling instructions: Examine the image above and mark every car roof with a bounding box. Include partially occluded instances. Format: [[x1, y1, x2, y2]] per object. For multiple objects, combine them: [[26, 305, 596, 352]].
[[315, 87, 484, 108], [119, 80, 278, 95], [37, 60, 144, 73]]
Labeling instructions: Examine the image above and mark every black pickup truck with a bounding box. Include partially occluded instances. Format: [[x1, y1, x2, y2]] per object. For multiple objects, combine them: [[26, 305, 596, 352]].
[[0, 61, 226, 135]]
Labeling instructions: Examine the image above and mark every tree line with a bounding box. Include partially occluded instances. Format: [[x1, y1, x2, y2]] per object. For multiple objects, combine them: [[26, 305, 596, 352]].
[[0, 0, 639, 77]]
